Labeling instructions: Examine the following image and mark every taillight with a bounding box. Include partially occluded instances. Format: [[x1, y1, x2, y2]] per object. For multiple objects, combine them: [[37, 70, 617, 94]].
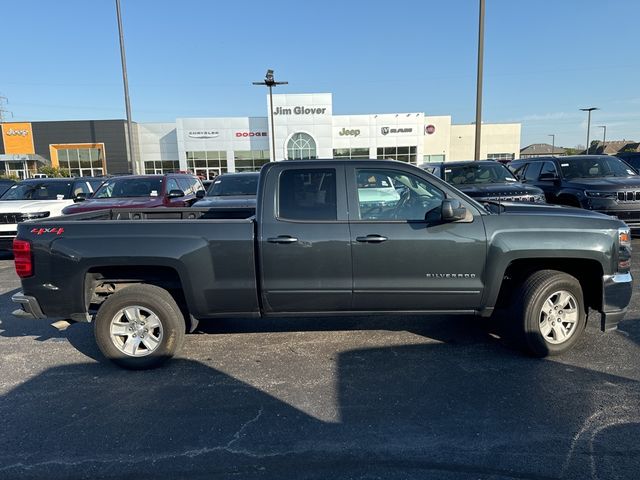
[[13, 239, 33, 278]]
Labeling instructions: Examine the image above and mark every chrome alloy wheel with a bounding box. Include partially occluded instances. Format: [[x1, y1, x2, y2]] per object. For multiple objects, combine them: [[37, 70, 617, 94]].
[[109, 306, 164, 357], [539, 290, 579, 345]]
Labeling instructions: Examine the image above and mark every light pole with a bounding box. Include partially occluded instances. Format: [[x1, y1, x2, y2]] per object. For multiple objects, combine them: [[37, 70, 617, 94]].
[[253, 70, 288, 163], [596, 125, 606, 154], [474, 0, 485, 161], [580, 107, 598, 154], [548, 134, 555, 155], [115, 0, 136, 174]]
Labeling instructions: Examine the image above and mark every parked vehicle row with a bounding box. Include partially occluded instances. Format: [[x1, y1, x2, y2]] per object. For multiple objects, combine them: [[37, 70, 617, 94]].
[[0, 173, 207, 250], [0, 177, 104, 250], [508, 155, 640, 228], [2, 154, 639, 253], [11, 159, 633, 369], [422, 160, 546, 204]]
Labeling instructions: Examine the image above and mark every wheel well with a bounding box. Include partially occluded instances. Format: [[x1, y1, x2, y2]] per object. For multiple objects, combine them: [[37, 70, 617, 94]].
[[495, 258, 603, 312], [85, 266, 194, 331]]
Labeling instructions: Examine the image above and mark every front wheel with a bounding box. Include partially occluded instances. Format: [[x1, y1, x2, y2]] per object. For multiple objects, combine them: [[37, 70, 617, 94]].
[[94, 284, 186, 369], [512, 270, 586, 357]]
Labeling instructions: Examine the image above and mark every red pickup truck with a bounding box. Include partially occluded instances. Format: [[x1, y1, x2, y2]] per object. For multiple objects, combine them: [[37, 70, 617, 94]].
[[62, 174, 205, 214]]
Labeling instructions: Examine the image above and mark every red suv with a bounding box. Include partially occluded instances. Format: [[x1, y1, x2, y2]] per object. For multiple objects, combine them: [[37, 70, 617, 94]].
[[62, 174, 205, 215]]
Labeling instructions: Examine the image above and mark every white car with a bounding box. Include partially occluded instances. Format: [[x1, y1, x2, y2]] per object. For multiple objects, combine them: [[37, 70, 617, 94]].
[[0, 178, 104, 251]]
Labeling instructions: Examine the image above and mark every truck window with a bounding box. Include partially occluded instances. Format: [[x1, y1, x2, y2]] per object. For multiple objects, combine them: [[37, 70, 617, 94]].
[[278, 169, 337, 221], [540, 162, 558, 177], [356, 169, 444, 221], [523, 162, 543, 181]]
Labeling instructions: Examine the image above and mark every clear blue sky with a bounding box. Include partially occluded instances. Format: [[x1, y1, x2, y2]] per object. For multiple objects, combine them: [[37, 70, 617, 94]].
[[2, 0, 639, 148]]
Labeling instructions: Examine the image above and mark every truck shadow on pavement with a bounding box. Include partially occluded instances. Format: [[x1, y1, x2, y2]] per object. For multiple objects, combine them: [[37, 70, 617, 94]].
[[1, 320, 640, 478]]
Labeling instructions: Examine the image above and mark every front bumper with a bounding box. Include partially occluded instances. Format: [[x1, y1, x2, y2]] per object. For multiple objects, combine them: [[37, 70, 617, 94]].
[[600, 272, 633, 331], [11, 292, 46, 319]]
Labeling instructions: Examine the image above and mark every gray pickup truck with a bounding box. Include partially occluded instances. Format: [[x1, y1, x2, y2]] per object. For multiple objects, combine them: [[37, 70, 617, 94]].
[[12, 160, 633, 369]]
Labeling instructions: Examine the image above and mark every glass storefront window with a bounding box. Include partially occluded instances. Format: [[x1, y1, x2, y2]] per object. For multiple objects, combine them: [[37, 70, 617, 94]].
[[144, 160, 180, 174], [376, 146, 417, 164], [233, 150, 270, 172], [333, 148, 370, 159], [287, 133, 316, 160], [185, 151, 229, 178], [55, 147, 105, 177]]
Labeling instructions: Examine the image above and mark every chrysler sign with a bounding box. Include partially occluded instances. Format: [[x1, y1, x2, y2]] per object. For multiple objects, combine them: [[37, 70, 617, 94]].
[[188, 130, 219, 138]]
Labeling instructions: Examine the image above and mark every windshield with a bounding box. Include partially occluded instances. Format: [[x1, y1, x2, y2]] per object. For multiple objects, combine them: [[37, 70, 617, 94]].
[[94, 178, 163, 198], [0, 181, 72, 200], [559, 157, 638, 179], [209, 175, 259, 196], [444, 163, 517, 185]]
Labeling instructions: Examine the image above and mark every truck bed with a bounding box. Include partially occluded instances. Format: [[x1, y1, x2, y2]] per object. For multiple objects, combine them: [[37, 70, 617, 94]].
[[18, 207, 260, 320]]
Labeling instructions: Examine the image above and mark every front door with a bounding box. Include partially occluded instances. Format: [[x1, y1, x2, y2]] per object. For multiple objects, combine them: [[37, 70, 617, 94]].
[[259, 165, 352, 313], [347, 165, 487, 311]]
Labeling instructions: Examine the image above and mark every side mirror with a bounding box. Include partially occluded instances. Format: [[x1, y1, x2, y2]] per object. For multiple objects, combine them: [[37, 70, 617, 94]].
[[441, 199, 467, 222], [167, 189, 185, 199], [196, 190, 206, 199], [74, 192, 87, 203], [538, 172, 559, 181]]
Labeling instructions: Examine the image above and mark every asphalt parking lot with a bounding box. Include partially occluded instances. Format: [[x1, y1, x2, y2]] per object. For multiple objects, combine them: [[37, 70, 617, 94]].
[[0, 246, 639, 480]]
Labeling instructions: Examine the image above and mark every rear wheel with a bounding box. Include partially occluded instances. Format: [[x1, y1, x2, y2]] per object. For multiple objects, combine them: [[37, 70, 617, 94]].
[[511, 270, 586, 357], [94, 284, 185, 369]]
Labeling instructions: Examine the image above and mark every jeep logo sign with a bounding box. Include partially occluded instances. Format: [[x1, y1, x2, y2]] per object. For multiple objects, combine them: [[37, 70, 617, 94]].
[[6, 128, 29, 137], [338, 128, 360, 137]]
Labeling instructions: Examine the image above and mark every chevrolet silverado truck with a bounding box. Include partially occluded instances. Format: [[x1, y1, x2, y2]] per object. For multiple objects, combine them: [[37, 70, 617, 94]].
[[11, 160, 633, 369]]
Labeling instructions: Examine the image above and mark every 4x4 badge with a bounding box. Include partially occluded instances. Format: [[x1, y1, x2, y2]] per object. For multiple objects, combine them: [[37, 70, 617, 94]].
[[31, 227, 64, 235]]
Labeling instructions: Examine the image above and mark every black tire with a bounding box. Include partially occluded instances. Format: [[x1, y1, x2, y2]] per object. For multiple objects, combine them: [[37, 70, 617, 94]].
[[510, 270, 586, 357], [94, 284, 186, 369]]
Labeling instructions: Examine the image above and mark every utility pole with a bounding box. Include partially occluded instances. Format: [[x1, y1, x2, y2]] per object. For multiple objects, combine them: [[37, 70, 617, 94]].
[[115, 0, 136, 174], [253, 70, 288, 162], [474, 0, 485, 161], [596, 125, 606, 154], [0, 95, 12, 123], [580, 107, 598, 154]]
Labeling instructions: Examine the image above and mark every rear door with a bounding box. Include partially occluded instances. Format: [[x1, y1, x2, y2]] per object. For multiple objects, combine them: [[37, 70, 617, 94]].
[[347, 164, 487, 311], [259, 164, 352, 313]]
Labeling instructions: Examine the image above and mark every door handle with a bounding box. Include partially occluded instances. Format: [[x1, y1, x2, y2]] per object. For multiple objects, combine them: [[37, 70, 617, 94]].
[[267, 235, 299, 244], [356, 235, 388, 243]]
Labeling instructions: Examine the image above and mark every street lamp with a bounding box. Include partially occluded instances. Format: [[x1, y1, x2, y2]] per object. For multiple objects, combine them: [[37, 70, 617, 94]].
[[580, 107, 599, 154], [253, 69, 288, 163], [115, 0, 136, 174], [596, 125, 607, 154], [474, 0, 485, 161], [548, 134, 555, 155]]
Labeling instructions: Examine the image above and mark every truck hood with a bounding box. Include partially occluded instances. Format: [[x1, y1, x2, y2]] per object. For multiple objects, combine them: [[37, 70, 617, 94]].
[[63, 197, 162, 214], [0, 199, 72, 214], [562, 176, 640, 190], [458, 182, 543, 197], [195, 195, 256, 209], [497, 201, 611, 220]]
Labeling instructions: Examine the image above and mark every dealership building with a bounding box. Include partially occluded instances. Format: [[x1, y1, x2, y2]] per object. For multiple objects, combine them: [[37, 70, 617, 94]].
[[1, 93, 521, 179]]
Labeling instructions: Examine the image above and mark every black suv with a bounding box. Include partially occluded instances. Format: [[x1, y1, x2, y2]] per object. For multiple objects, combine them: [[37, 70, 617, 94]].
[[422, 160, 546, 203], [509, 155, 640, 228]]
